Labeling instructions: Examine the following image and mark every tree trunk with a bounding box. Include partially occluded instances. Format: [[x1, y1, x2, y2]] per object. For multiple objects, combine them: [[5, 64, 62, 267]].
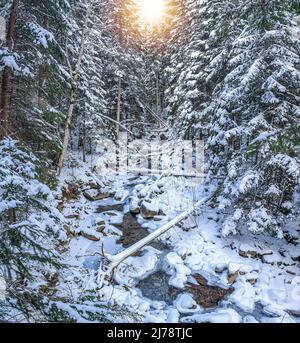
[[37, 65, 44, 108], [116, 77, 122, 138], [57, 87, 76, 175], [156, 70, 160, 117], [56, 2, 93, 175], [82, 113, 86, 163], [0, 0, 20, 138]]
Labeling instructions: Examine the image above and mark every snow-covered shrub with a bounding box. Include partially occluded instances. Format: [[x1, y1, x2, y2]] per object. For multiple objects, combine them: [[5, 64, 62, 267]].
[[47, 295, 141, 323]]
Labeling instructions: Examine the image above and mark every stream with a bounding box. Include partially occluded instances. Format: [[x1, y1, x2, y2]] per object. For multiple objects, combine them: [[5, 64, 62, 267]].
[[68, 173, 300, 323], [93, 175, 233, 309]]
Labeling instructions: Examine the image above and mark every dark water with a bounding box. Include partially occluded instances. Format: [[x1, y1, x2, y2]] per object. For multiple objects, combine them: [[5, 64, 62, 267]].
[[138, 271, 181, 305], [97, 202, 124, 213], [117, 212, 168, 251]]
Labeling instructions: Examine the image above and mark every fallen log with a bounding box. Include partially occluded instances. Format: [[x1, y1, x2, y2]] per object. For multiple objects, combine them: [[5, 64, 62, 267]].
[[97, 196, 210, 287], [127, 168, 225, 179]]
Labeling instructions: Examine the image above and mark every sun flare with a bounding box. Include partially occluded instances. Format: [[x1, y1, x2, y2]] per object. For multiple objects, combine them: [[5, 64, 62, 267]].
[[138, 0, 166, 25]]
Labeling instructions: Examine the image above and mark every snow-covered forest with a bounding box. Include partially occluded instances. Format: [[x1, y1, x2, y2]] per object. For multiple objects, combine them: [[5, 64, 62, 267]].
[[0, 0, 300, 323]]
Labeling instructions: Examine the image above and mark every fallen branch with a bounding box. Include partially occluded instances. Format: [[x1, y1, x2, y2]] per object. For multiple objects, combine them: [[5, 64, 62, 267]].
[[97, 196, 210, 287]]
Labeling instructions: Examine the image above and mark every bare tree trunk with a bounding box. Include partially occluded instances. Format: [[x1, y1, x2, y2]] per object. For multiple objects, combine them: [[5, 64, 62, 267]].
[[37, 65, 44, 108], [57, 87, 76, 175], [82, 113, 86, 163], [0, 0, 20, 139], [116, 77, 122, 138], [156, 71, 160, 117], [9, 208, 17, 223], [56, 3, 93, 175]]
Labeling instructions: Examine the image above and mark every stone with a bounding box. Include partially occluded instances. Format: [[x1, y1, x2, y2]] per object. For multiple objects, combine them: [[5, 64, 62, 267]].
[[153, 215, 166, 222], [97, 203, 123, 212], [159, 208, 167, 216], [86, 181, 102, 189], [175, 294, 200, 314], [228, 263, 240, 275], [65, 214, 80, 219], [130, 205, 140, 214], [157, 181, 165, 189], [129, 197, 140, 214], [96, 225, 106, 233], [128, 175, 140, 182], [140, 200, 159, 219], [80, 230, 101, 241], [239, 244, 259, 259], [215, 263, 228, 274], [114, 190, 129, 201], [291, 255, 300, 262], [105, 212, 118, 217], [246, 272, 258, 285], [62, 182, 80, 200], [83, 189, 111, 201], [247, 278, 257, 285], [227, 271, 239, 285], [262, 252, 281, 265], [92, 192, 111, 201], [159, 132, 168, 141], [239, 264, 256, 275], [96, 219, 106, 226]]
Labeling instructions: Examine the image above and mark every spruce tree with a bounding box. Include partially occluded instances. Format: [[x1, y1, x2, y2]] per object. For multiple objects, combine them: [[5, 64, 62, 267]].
[[207, 0, 300, 236], [0, 138, 66, 321]]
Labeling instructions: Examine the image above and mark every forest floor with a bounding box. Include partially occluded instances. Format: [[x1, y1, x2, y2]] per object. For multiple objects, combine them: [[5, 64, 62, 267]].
[[55, 153, 300, 323]]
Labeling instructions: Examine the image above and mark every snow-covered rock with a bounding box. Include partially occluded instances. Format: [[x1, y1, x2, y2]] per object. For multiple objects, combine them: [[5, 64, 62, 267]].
[[140, 200, 159, 219], [164, 252, 192, 289], [129, 197, 140, 214], [83, 189, 111, 201], [115, 189, 129, 202], [261, 314, 296, 323], [243, 315, 259, 323], [80, 228, 101, 241], [230, 280, 257, 312], [181, 308, 241, 323], [115, 250, 160, 286], [262, 252, 282, 265], [175, 294, 201, 314], [166, 309, 180, 323], [228, 263, 241, 275], [239, 243, 260, 259], [215, 263, 228, 274]]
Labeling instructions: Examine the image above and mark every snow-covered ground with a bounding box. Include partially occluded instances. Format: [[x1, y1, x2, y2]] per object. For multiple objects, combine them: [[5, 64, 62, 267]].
[[56, 156, 300, 323]]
